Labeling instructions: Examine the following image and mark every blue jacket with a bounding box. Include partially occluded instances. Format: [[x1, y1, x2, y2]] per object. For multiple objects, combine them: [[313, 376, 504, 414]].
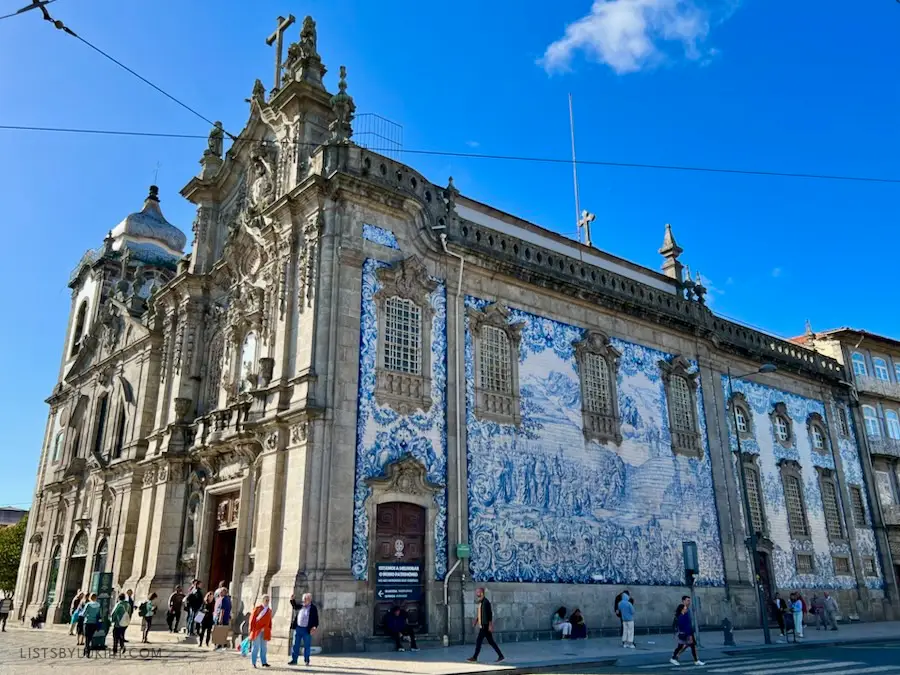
[[676, 612, 694, 636], [617, 598, 634, 621]]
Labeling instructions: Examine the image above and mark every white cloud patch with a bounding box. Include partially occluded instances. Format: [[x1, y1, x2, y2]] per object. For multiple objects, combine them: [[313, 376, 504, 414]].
[[771, 267, 782, 278], [465, 140, 480, 148], [726, 276, 734, 285], [697, 273, 724, 306], [540, 0, 729, 74]]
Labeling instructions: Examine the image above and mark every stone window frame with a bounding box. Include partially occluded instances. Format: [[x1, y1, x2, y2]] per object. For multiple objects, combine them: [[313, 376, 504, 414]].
[[742, 452, 769, 537], [816, 467, 847, 543], [70, 300, 89, 358], [832, 555, 852, 576], [886, 409, 900, 441], [862, 556, 878, 577], [837, 406, 850, 438], [779, 459, 812, 541], [873, 356, 891, 382], [795, 552, 815, 575], [658, 355, 702, 458], [51, 430, 65, 464], [574, 329, 622, 445], [729, 392, 754, 440], [849, 485, 867, 527], [863, 405, 882, 439], [373, 257, 438, 415], [468, 302, 524, 426], [770, 402, 794, 449], [807, 412, 830, 455], [851, 352, 868, 378]]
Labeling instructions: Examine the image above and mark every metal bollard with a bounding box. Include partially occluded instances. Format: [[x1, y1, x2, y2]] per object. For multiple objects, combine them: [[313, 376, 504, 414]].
[[722, 618, 735, 646]]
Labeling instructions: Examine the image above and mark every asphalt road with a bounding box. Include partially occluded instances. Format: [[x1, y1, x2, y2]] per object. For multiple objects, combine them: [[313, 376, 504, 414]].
[[565, 642, 900, 675]]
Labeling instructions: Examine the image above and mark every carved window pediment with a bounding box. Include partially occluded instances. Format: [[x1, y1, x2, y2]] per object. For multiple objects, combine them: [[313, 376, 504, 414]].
[[806, 412, 829, 455], [373, 257, 437, 415], [469, 303, 523, 425], [365, 456, 441, 496], [574, 330, 622, 445], [659, 355, 701, 458]]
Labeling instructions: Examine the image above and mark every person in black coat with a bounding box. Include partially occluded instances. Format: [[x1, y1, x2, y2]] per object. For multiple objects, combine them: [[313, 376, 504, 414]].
[[466, 587, 504, 663], [384, 605, 419, 652], [288, 592, 319, 666]]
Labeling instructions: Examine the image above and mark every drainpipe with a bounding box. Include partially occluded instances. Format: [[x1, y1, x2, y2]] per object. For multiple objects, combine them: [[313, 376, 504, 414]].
[[440, 233, 466, 645]]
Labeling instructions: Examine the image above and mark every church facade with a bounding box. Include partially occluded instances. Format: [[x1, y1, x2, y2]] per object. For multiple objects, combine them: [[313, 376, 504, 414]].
[[15, 15, 897, 650]]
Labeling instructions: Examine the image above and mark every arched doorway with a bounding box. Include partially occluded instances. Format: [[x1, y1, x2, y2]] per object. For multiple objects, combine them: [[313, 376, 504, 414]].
[[373, 502, 426, 634], [45, 545, 61, 607], [92, 538, 108, 577], [61, 531, 88, 622]]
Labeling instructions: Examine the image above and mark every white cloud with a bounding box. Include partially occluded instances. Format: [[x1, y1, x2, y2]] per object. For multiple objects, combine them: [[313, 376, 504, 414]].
[[540, 0, 728, 75], [726, 276, 734, 285], [697, 273, 724, 306], [465, 140, 480, 148], [771, 267, 782, 278]]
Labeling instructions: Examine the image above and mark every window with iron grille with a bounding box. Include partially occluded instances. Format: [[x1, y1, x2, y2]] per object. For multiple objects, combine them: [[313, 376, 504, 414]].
[[670, 375, 694, 432], [833, 556, 851, 576], [863, 557, 877, 577], [821, 479, 844, 540], [849, 486, 867, 527], [796, 553, 814, 574], [383, 297, 421, 374], [480, 325, 511, 394], [784, 474, 810, 537], [582, 353, 611, 414], [837, 407, 849, 436], [745, 465, 766, 535]]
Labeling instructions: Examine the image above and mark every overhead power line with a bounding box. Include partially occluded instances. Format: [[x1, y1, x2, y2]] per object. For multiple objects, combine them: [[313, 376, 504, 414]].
[[0, 0, 57, 22], [1, 123, 899, 186]]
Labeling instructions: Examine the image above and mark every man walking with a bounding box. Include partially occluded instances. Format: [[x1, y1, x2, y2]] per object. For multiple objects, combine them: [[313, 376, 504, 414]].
[[123, 589, 135, 643], [773, 593, 788, 643], [823, 592, 839, 631], [618, 591, 635, 649], [167, 585, 185, 633], [0, 592, 13, 631], [185, 580, 203, 635], [110, 593, 130, 655], [466, 587, 504, 663], [288, 592, 319, 666]]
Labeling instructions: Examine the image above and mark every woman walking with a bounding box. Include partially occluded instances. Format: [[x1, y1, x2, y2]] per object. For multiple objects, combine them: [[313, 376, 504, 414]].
[[670, 603, 704, 667], [81, 593, 102, 658], [197, 591, 215, 648], [68, 592, 84, 636], [140, 593, 158, 643], [248, 595, 273, 668]]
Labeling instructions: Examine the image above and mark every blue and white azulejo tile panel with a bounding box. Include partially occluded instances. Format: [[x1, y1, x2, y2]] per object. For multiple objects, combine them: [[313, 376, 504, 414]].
[[464, 297, 725, 587], [352, 258, 448, 581], [362, 223, 401, 250]]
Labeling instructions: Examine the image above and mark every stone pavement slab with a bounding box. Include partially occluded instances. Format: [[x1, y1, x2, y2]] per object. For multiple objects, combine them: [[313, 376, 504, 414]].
[[2, 621, 898, 674]]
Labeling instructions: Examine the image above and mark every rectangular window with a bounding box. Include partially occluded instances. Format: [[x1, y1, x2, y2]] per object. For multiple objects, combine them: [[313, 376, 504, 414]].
[[895, 364, 900, 384], [874, 358, 891, 381], [480, 325, 512, 394], [833, 556, 851, 576], [849, 486, 867, 527], [796, 553, 814, 574], [670, 375, 694, 432], [383, 297, 421, 374], [837, 408, 849, 437], [863, 557, 878, 577], [821, 479, 844, 539], [582, 353, 611, 414], [784, 474, 810, 537], [746, 467, 766, 535]]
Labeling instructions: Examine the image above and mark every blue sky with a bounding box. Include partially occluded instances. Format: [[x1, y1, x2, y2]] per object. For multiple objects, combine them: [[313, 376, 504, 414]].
[[1, 0, 898, 508]]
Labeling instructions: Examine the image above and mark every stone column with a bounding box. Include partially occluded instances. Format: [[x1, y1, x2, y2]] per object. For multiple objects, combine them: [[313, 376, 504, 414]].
[[141, 464, 189, 595], [109, 475, 143, 588], [127, 468, 159, 594]]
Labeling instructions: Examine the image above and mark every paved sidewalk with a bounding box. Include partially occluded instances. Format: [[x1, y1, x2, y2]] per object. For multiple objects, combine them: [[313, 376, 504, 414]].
[[6, 620, 898, 674]]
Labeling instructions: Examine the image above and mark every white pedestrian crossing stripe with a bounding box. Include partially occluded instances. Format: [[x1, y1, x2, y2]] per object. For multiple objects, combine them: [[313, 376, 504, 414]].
[[639, 657, 788, 669], [637, 657, 900, 675], [738, 661, 863, 675]]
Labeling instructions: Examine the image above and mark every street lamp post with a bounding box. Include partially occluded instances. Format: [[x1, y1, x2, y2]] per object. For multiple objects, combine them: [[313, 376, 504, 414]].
[[727, 364, 776, 646]]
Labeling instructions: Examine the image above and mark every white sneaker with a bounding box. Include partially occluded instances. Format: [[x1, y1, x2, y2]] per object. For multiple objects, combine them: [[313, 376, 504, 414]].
[[694, 661, 705, 667], [630, 644, 636, 649], [670, 659, 680, 666]]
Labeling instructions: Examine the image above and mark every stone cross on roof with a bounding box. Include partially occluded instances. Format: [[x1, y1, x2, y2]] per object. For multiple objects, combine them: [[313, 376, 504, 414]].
[[266, 14, 296, 91]]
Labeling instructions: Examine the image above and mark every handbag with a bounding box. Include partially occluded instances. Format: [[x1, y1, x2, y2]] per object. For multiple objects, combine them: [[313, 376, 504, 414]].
[[240, 637, 251, 657], [194, 610, 206, 624], [211, 624, 230, 646]]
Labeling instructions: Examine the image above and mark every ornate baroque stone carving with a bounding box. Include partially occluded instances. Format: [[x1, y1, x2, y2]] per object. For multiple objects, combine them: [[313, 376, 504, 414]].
[[297, 213, 323, 312], [365, 456, 441, 497], [142, 468, 157, 486], [290, 421, 309, 444]]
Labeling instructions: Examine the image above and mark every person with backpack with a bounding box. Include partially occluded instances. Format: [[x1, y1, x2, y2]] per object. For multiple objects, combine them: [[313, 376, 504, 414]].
[[0, 592, 14, 631], [139, 593, 158, 643], [670, 598, 704, 667], [110, 593, 131, 655]]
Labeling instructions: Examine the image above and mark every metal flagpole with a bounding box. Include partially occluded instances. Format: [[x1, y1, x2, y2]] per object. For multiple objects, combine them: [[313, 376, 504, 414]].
[[568, 94, 582, 245]]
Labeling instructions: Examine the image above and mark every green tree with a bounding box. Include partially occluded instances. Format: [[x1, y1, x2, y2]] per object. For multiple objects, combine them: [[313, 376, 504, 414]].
[[0, 515, 28, 592]]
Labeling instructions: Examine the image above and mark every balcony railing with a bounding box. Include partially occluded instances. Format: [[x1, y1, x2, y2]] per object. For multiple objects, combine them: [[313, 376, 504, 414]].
[[866, 435, 900, 459], [883, 504, 900, 527], [856, 375, 900, 402]]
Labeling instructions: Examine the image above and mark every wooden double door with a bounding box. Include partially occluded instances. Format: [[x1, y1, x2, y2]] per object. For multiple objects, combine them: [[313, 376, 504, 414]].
[[373, 502, 426, 634]]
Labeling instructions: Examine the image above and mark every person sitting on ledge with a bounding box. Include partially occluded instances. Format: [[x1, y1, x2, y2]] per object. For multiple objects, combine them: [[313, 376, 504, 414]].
[[569, 608, 587, 639], [384, 605, 419, 652], [551, 607, 572, 638]]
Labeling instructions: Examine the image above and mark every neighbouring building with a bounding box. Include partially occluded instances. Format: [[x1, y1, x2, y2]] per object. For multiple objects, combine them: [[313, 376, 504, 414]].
[[0, 507, 27, 529], [14, 14, 896, 650], [792, 326, 900, 594]]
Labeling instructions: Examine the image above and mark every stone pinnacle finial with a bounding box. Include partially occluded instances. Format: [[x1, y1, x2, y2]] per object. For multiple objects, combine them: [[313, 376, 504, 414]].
[[328, 65, 355, 143], [147, 185, 160, 202], [805, 319, 814, 337], [445, 176, 460, 215], [659, 223, 684, 282]]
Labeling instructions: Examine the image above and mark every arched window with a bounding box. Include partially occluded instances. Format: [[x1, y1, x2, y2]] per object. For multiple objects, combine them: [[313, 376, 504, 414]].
[[811, 425, 825, 451], [852, 352, 868, 377], [51, 431, 65, 463], [70, 530, 88, 557], [863, 405, 881, 438], [112, 407, 126, 459], [807, 414, 829, 454], [731, 395, 753, 439], [70, 301, 89, 357], [886, 410, 900, 440], [874, 357, 890, 381], [46, 545, 61, 605], [735, 406, 749, 434], [92, 393, 109, 457], [92, 538, 108, 575], [773, 414, 791, 443], [383, 297, 422, 374]]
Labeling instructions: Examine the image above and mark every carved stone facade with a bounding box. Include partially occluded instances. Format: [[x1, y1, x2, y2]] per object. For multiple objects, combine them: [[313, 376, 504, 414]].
[[16, 13, 896, 654]]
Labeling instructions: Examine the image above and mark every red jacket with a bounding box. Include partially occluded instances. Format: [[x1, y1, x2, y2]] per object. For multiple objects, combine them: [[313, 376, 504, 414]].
[[249, 605, 272, 641]]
